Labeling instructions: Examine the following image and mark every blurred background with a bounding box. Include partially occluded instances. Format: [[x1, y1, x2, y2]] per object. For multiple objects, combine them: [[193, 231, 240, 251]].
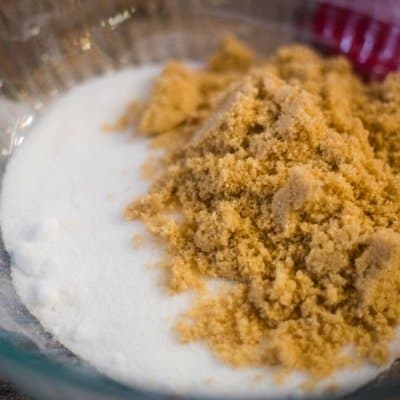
[[1, 0, 400, 107]]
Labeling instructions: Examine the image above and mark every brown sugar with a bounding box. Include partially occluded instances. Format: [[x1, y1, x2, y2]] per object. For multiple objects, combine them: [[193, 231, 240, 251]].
[[138, 62, 200, 136], [103, 101, 142, 132], [132, 234, 143, 249], [124, 38, 400, 379], [208, 36, 256, 72]]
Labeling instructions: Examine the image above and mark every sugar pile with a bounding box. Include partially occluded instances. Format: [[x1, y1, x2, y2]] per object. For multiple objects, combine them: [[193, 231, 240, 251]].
[[126, 40, 400, 382], [2, 65, 400, 398]]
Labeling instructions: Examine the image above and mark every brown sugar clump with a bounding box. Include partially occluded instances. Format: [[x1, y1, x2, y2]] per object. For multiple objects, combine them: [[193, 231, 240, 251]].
[[125, 38, 400, 379], [132, 234, 143, 249], [103, 101, 143, 132], [208, 36, 256, 72], [138, 62, 200, 135]]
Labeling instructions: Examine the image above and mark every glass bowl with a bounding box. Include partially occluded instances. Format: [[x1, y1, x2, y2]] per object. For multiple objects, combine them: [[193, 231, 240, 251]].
[[1, 1, 400, 399]]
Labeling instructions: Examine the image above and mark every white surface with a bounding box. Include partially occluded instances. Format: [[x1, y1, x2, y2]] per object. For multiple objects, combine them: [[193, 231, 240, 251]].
[[1, 66, 399, 398]]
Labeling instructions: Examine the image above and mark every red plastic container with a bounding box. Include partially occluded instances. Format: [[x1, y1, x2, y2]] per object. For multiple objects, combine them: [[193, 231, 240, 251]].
[[300, 0, 400, 79]]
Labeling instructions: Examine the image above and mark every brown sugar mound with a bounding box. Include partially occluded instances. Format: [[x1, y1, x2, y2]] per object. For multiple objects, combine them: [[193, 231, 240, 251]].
[[125, 38, 400, 378], [138, 62, 200, 135]]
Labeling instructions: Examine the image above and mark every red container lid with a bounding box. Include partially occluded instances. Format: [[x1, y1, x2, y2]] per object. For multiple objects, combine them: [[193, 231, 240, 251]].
[[299, 0, 400, 79]]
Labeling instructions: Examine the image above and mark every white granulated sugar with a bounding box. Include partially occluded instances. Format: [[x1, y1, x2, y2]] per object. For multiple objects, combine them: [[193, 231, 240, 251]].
[[2, 66, 400, 398]]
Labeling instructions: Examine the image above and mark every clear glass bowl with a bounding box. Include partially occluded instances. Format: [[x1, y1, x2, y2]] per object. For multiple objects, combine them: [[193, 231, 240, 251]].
[[1, 1, 400, 398]]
